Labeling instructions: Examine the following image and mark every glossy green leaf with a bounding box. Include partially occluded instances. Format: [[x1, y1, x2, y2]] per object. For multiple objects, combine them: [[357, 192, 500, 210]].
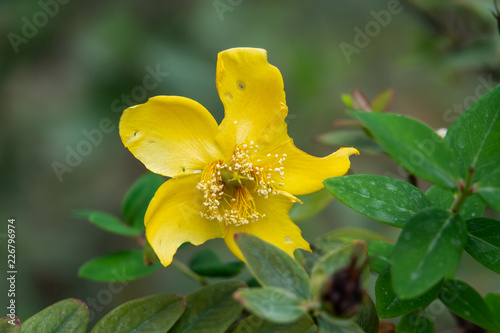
[[290, 188, 334, 222], [484, 293, 500, 317], [371, 89, 394, 112], [189, 249, 244, 277], [315, 130, 384, 155], [465, 217, 500, 273], [228, 315, 314, 333], [324, 175, 430, 227], [234, 287, 305, 324], [445, 83, 500, 181], [425, 186, 484, 219], [0, 317, 20, 333], [366, 241, 394, 274], [396, 312, 434, 333], [311, 242, 368, 301], [314, 227, 391, 254], [317, 314, 364, 333], [90, 294, 185, 333], [392, 208, 466, 298], [73, 210, 142, 237], [475, 169, 500, 212], [235, 233, 310, 299], [376, 266, 441, 318], [439, 279, 500, 331], [354, 294, 379, 333], [79, 250, 160, 282], [169, 281, 245, 333], [22, 299, 89, 333], [352, 111, 460, 189], [122, 172, 164, 229]]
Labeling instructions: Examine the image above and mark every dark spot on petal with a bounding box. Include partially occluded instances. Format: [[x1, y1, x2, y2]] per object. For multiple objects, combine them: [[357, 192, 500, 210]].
[[237, 81, 245, 90], [182, 167, 186, 172]]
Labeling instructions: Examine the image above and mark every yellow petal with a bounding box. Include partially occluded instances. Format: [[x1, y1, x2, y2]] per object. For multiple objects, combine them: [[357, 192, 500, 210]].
[[145, 175, 224, 266], [267, 138, 359, 195], [224, 193, 311, 261], [215, 48, 288, 154], [120, 96, 222, 178]]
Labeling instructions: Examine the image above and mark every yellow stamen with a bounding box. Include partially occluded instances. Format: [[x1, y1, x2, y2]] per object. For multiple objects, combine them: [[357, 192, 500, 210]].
[[196, 143, 288, 226]]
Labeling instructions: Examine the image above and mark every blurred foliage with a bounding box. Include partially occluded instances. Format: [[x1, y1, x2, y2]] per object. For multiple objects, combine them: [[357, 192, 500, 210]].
[[1, 0, 500, 330]]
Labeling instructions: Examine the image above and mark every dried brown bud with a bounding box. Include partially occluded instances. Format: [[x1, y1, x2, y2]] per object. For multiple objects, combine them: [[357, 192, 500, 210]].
[[320, 251, 368, 318]]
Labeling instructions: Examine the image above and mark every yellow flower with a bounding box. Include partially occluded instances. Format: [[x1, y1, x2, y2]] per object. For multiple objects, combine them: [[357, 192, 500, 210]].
[[119, 48, 358, 266]]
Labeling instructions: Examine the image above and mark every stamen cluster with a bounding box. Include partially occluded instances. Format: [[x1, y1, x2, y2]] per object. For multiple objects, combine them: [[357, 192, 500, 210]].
[[196, 142, 287, 226]]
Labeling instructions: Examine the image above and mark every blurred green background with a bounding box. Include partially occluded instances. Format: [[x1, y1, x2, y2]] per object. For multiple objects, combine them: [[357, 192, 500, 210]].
[[1, 0, 500, 328]]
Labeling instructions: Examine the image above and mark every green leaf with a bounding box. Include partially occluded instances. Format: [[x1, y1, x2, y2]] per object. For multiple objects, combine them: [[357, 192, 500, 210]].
[[324, 175, 430, 227], [316, 237, 393, 274], [234, 287, 305, 324], [371, 89, 394, 112], [315, 130, 384, 155], [235, 233, 310, 299], [73, 210, 142, 237], [396, 312, 434, 333], [122, 173, 164, 230], [90, 294, 185, 333], [464, 217, 500, 273], [290, 188, 334, 222], [366, 241, 394, 274], [0, 317, 20, 333], [484, 293, 500, 317], [311, 242, 368, 302], [354, 294, 379, 333], [445, 84, 500, 182], [352, 111, 460, 189], [169, 281, 245, 333], [22, 299, 89, 333], [317, 314, 364, 333], [439, 279, 500, 332], [425, 186, 484, 219], [228, 314, 314, 333], [315, 227, 391, 254], [375, 266, 441, 318], [392, 208, 466, 298], [475, 169, 500, 212], [189, 250, 244, 277], [79, 250, 160, 282]]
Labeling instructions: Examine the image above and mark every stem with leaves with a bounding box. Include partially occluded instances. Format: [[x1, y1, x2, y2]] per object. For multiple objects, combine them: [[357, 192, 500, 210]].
[[451, 167, 475, 214]]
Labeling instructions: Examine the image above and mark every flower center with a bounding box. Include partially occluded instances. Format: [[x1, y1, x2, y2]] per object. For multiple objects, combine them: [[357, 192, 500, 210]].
[[196, 142, 286, 226]]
